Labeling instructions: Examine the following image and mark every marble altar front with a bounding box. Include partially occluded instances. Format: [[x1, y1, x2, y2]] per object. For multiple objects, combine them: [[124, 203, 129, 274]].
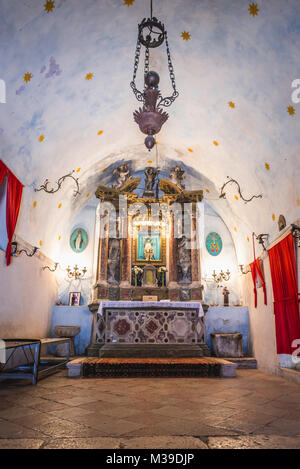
[[87, 301, 206, 356]]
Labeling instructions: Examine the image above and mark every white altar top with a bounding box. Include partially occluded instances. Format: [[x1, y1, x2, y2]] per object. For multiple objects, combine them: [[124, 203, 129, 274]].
[[97, 301, 204, 317]]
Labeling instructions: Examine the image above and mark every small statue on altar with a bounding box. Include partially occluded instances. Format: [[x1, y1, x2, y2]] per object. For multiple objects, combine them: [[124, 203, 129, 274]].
[[144, 167, 159, 197], [107, 238, 120, 284], [144, 237, 154, 261], [223, 286, 230, 307], [169, 165, 185, 190], [113, 164, 131, 190]]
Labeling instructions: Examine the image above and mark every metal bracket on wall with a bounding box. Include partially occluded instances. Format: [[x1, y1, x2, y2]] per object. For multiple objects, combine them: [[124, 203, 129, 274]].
[[11, 241, 39, 258], [219, 176, 263, 204], [34, 170, 80, 197]]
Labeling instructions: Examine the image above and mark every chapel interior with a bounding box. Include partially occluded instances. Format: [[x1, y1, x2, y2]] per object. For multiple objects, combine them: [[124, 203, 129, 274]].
[[0, 0, 300, 451]]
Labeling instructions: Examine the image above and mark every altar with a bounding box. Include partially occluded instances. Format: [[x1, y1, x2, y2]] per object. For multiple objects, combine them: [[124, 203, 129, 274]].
[[87, 301, 209, 357]]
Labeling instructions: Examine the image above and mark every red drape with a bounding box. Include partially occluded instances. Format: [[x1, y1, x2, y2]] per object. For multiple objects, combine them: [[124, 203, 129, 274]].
[[250, 258, 267, 308], [5, 170, 23, 266], [269, 233, 300, 355], [0, 159, 7, 186]]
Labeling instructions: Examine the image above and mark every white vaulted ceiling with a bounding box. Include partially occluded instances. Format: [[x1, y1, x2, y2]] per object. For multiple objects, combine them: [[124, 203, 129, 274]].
[[0, 0, 299, 265]]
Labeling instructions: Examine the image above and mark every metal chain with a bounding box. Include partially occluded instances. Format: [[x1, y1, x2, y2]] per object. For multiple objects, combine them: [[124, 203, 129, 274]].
[[130, 26, 179, 107], [130, 38, 144, 102], [144, 47, 150, 79], [158, 31, 179, 107]]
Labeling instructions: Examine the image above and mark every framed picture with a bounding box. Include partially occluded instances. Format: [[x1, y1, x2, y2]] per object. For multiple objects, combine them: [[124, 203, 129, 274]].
[[70, 228, 88, 253], [69, 292, 81, 306]]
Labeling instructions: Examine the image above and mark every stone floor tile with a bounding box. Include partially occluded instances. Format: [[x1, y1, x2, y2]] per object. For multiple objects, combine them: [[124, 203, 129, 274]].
[[255, 418, 300, 436], [31, 419, 109, 438], [49, 406, 95, 420], [42, 437, 123, 449], [0, 420, 45, 439], [95, 406, 141, 420], [121, 436, 208, 449], [0, 439, 45, 449], [0, 406, 43, 421], [208, 435, 300, 449]]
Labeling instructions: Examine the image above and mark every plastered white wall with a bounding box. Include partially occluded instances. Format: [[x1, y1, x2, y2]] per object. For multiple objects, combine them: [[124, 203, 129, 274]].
[[0, 249, 58, 338]]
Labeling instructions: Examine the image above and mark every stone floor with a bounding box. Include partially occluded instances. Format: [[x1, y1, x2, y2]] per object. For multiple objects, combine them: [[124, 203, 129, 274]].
[[0, 369, 300, 449]]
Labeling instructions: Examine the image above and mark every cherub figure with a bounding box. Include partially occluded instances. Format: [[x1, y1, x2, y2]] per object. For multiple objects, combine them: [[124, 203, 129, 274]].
[[169, 165, 185, 190], [144, 167, 159, 194], [113, 164, 131, 190]]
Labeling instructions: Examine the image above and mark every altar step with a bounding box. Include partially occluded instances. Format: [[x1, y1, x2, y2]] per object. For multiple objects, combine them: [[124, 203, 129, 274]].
[[98, 344, 211, 359], [67, 357, 237, 378]]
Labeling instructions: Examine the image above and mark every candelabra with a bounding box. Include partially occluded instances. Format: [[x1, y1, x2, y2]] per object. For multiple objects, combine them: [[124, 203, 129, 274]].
[[66, 265, 87, 280], [212, 269, 231, 284]]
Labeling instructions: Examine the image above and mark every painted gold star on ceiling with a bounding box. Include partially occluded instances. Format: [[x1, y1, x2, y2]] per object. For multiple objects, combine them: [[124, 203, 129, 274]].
[[181, 31, 191, 41], [23, 72, 32, 83], [38, 135, 45, 142], [44, 0, 55, 13], [228, 101, 235, 108], [213, 140, 219, 146], [97, 130, 103, 135], [265, 163, 270, 170], [248, 3, 259, 16], [287, 105, 295, 115], [124, 0, 135, 5], [85, 73, 94, 81]]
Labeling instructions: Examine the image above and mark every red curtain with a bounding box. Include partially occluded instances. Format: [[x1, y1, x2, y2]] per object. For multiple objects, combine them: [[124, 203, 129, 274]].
[[269, 233, 300, 355], [0, 159, 7, 186], [0, 160, 23, 266], [250, 258, 267, 308], [5, 170, 23, 266]]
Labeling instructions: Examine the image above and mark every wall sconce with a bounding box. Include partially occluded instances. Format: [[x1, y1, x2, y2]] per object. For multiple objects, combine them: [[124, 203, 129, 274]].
[[42, 263, 59, 272], [11, 241, 39, 258], [212, 269, 231, 284], [66, 265, 87, 280], [253, 233, 269, 251], [239, 264, 251, 275]]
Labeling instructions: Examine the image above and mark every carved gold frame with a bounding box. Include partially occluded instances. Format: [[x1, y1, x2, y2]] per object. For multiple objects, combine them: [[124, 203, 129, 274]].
[[132, 225, 166, 266]]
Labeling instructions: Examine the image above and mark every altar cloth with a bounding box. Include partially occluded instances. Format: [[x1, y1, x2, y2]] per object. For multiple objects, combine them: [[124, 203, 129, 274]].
[[92, 301, 205, 346]]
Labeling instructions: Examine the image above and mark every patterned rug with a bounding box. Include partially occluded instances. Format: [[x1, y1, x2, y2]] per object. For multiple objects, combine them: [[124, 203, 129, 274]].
[[81, 357, 223, 378]]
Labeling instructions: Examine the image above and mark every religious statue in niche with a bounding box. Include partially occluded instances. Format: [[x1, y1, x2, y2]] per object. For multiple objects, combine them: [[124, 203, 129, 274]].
[[107, 238, 120, 284], [143, 167, 160, 197], [136, 232, 161, 262], [70, 228, 88, 253], [112, 164, 132, 190], [144, 237, 154, 261], [169, 165, 185, 190], [177, 235, 191, 284]]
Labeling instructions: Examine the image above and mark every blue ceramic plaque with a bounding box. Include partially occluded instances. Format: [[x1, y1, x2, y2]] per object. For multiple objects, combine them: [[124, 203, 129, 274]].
[[70, 228, 88, 253], [206, 232, 222, 256]]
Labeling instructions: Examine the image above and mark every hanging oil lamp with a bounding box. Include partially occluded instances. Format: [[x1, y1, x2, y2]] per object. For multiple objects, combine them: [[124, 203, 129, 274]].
[[130, 1, 179, 151]]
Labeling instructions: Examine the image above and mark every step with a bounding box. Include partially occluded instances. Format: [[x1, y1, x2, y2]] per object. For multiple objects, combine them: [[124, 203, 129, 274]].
[[67, 357, 237, 379], [224, 357, 257, 369], [98, 344, 210, 358]]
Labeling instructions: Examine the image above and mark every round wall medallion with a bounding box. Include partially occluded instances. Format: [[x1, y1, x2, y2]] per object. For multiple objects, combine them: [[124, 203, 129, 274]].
[[206, 232, 222, 256], [70, 228, 88, 253]]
